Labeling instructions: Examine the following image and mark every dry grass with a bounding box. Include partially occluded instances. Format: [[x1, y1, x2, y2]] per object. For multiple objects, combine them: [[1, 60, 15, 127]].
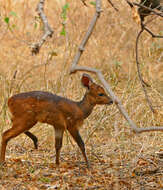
[[0, 0, 163, 189]]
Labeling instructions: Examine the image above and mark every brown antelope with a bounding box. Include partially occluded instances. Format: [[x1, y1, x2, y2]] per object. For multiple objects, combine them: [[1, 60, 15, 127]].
[[0, 74, 113, 168]]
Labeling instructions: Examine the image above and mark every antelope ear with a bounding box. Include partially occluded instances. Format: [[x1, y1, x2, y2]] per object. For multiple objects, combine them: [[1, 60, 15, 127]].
[[81, 73, 93, 89]]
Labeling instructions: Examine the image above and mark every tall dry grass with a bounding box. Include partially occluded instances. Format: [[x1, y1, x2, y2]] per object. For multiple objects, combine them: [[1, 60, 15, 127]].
[[0, 0, 162, 188]]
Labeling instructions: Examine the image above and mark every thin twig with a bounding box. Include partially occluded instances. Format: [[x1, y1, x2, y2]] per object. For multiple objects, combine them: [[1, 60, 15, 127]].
[[81, 0, 87, 6], [125, 0, 134, 8], [135, 26, 155, 113], [31, 0, 53, 55], [144, 26, 163, 38], [107, 0, 119, 11]]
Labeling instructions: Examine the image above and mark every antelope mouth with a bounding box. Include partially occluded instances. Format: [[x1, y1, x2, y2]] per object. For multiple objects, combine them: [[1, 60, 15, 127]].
[[108, 100, 113, 105]]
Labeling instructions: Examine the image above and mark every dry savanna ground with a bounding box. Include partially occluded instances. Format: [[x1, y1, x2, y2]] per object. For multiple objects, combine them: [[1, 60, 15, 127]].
[[0, 0, 163, 189]]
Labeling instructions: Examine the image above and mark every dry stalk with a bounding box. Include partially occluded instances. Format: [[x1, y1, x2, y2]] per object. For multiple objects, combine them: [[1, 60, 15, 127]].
[[16, 63, 50, 91]]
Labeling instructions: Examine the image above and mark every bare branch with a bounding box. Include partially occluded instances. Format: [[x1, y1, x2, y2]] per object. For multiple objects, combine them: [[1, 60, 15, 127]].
[[136, 126, 163, 133], [70, 0, 102, 73], [133, 1, 163, 19], [31, 0, 53, 55]]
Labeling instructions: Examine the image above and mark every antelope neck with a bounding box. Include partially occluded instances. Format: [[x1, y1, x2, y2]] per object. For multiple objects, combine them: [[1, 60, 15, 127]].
[[77, 93, 95, 119]]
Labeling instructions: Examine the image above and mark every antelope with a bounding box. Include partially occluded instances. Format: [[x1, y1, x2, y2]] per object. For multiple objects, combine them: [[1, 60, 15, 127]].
[[0, 74, 113, 168]]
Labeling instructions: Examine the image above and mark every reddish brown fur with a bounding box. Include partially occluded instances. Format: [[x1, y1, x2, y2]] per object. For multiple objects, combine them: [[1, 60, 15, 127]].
[[0, 74, 113, 168]]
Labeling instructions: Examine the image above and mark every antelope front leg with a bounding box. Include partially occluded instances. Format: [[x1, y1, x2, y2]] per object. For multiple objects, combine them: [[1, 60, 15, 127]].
[[54, 128, 64, 165], [68, 128, 90, 168]]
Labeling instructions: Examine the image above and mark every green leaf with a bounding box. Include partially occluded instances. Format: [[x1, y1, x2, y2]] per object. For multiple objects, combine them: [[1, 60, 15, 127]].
[[4, 17, 9, 24], [10, 11, 17, 17], [90, 1, 96, 6], [62, 3, 69, 11], [61, 3, 69, 20], [60, 27, 66, 36], [60, 24, 66, 36]]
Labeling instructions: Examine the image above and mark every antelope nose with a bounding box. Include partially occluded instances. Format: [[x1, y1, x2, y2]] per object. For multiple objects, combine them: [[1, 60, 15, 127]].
[[108, 99, 113, 105]]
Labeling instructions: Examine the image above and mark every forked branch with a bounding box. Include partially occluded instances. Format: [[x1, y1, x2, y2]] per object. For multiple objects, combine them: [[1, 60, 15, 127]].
[[70, 0, 163, 133], [31, 0, 53, 55]]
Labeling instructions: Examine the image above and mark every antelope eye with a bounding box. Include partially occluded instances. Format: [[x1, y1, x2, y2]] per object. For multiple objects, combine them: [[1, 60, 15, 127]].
[[98, 93, 104, 96]]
